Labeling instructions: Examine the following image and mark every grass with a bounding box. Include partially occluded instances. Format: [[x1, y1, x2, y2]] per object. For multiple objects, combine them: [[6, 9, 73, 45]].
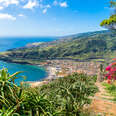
[[102, 82, 116, 102]]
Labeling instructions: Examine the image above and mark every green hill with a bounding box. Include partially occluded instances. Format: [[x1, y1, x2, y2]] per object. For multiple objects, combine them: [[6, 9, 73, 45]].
[[0, 30, 116, 63]]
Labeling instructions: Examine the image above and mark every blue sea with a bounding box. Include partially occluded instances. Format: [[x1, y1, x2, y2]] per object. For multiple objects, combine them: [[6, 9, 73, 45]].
[[0, 37, 57, 83], [0, 37, 57, 52]]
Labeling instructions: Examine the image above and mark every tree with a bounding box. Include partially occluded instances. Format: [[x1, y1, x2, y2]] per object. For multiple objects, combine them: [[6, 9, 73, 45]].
[[100, 1, 116, 30], [110, 1, 116, 8]]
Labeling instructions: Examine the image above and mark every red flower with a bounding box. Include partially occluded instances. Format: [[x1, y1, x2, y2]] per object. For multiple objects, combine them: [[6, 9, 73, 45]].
[[108, 75, 112, 80], [105, 66, 111, 71], [105, 61, 116, 82]]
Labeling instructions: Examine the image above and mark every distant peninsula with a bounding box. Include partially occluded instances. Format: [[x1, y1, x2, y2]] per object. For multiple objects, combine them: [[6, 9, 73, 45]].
[[0, 30, 115, 64]]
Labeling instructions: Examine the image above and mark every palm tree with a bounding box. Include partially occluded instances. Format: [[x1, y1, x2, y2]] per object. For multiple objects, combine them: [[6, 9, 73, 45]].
[[24, 88, 53, 116]]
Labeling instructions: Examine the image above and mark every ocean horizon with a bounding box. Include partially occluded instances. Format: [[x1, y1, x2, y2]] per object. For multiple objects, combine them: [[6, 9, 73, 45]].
[[0, 37, 58, 52], [0, 37, 57, 83]]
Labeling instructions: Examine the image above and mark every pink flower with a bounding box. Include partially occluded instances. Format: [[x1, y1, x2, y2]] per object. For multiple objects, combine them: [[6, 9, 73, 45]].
[[105, 66, 111, 71], [108, 75, 112, 80], [105, 61, 116, 82]]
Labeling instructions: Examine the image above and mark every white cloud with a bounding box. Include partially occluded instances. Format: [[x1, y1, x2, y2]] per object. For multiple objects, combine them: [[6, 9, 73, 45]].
[[0, 0, 68, 18], [39, 4, 51, 9], [53, 0, 58, 6], [40, 4, 51, 14], [45, 4, 51, 8], [23, 0, 37, 9], [18, 14, 25, 17], [42, 9, 47, 14], [0, 6, 4, 10], [53, 1, 68, 8], [60, 2, 68, 8], [5, 0, 19, 6], [0, 0, 19, 10], [0, 13, 16, 20], [0, 0, 19, 7]]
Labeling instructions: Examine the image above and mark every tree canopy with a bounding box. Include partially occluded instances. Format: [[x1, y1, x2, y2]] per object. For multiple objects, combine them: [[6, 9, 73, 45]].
[[100, 1, 116, 30]]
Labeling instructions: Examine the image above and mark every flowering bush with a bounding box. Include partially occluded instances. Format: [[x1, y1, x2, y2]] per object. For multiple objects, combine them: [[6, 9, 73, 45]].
[[105, 59, 116, 83]]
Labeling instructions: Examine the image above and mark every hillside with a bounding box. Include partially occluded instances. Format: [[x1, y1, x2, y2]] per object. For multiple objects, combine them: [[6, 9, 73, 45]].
[[0, 30, 116, 63]]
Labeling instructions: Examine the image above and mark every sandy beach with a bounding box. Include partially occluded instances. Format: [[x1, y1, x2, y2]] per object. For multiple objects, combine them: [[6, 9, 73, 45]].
[[25, 66, 57, 87], [25, 81, 49, 88], [23, 60, 100, 87], [45, 66, 57, 80]]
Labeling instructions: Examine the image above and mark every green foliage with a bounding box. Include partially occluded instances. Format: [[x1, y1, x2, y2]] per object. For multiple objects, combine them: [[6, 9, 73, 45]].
[[0, 68, 98, 115], [100, 1, 116, 30], [0, 68, 25, 115], [39, 73, 98, 115], [2, 30, 116, 62], [100, 15, 116, 27], [110, 1, 116, 8], [24, 89, 53, 116], [103, 82, 116, 101]]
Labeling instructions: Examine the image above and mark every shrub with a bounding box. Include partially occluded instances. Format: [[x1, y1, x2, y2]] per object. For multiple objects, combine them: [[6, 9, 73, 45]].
[[0, 68, 98, 116], [103, 82, 116, 101], [105, 58, 116, 83], [39, 73, 98, 115]]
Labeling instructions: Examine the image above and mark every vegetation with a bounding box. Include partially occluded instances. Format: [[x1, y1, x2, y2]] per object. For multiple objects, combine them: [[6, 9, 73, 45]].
[[0, 68, 98, 115], [104, 58, 116, 83], [103, 58, 116, 100], [1, 30, 116, 63], [100, 1, 116, 30], [103, 82, 116, 101], [100, 15, 116, 28]]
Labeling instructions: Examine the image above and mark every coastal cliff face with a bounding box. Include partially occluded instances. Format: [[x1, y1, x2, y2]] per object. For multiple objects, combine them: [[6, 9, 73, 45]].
[[0, 30, 116, 63]]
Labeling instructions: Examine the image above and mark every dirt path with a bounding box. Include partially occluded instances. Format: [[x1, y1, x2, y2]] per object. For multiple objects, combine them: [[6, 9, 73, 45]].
[[89, 82, 116, 116]]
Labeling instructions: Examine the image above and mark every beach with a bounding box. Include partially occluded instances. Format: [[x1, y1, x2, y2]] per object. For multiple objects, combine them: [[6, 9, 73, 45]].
[[25, 60, 101, 87], [25, 66, 58, 87]]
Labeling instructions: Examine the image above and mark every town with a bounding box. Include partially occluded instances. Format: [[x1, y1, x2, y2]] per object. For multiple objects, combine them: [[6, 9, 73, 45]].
[[40, 60, 101, 80]]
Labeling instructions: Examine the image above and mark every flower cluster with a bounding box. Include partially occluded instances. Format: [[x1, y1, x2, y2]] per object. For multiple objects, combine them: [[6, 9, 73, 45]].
[[105, 58, 116, 83]]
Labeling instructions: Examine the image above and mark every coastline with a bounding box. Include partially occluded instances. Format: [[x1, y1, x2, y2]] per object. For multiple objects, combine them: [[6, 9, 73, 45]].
[[24, 66, 58, 87], [0, 58, 101, 87], [0, 58, 56, 87]]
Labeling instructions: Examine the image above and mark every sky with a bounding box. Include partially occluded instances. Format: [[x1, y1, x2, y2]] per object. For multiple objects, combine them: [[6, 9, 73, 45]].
[[0, 0, 112, 36]]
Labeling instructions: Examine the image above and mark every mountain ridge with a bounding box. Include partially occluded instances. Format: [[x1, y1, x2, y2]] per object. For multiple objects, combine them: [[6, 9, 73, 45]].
[[0, 30, 116, 63]]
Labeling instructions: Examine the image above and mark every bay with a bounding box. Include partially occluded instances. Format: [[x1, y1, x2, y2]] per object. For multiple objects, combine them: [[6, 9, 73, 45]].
[[0, 37, 57, 83]]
